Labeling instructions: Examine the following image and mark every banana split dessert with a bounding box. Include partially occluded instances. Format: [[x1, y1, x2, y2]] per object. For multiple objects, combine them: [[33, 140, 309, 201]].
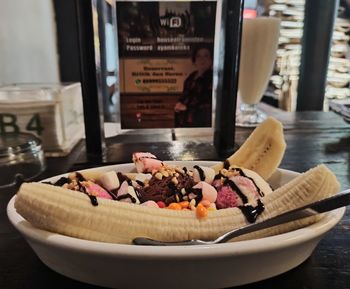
[[37, 156, 272, 222], [14, 117, 340, 244]]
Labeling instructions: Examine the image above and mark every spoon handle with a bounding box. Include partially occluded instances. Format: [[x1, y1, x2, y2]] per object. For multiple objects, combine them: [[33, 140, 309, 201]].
[[133, 189, 350, 246], [216, 189, 350, 243]]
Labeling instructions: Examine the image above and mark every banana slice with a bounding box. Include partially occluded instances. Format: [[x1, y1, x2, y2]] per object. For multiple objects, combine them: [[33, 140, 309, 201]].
[[14, 164, 339, 244], [212, 117, 286, 180]]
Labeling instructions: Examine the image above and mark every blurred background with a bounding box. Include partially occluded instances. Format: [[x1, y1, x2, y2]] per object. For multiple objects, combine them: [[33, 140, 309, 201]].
[[244, 0, 350, 112], [1, 0, 349, 116]]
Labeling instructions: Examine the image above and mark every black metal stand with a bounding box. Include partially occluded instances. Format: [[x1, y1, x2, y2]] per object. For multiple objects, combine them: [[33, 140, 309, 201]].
[[297, 0, 339, 111], [75, 0, 106, 162], [214, 0, 243, 157]]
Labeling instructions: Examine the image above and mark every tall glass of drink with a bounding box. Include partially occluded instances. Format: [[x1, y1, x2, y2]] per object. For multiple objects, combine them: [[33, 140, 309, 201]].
[[236, 17, 281, 127]]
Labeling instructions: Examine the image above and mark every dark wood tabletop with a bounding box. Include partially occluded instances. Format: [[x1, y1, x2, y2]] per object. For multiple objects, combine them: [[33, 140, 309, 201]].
[[1, 108, 350, 289]]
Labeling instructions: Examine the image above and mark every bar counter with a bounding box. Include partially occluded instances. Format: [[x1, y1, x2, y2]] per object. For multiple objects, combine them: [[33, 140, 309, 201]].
[[1, 107, 350, 289]]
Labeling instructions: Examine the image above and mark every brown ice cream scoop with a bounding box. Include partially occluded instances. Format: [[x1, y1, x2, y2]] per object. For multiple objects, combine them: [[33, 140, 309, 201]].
[[137, 171, 196, 205]]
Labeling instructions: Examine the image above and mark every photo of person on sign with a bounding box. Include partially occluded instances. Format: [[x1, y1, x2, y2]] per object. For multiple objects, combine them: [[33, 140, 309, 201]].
[[174, 44, 213, 127]]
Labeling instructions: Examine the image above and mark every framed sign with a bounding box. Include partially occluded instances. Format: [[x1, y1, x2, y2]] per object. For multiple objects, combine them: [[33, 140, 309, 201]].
[[74, 0, 242, 159], [116, 1, 217, 128]]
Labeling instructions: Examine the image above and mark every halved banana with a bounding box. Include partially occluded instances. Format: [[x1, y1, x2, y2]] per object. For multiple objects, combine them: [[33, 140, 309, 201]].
[[14, 164, 339, 244], [212, 117, 286, 180]]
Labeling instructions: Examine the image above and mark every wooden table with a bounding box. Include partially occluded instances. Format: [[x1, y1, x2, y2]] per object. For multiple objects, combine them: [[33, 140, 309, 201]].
[[1, 109, 350, 289]]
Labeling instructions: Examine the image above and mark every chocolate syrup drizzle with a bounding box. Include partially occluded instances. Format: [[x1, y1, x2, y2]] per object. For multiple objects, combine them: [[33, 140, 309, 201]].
[[225, 179, 248, 204], [223, 160, 230, 169], [80, 185, 98, 206], [53, 177, 71, 187], [75, 172, 86, 182], [240, 199, 265, 223], [88, 195, 98, 206], [49, 162, 265, 223], [62, 171, 118, 206], [115, 172, 139, 203], [136, 180, 144, 187], [194, 165, 205, 181], [73, 173, 99, 206], [233, 168, 264, 197], [117, 172, 132, 185], [217, 166, 266, 223], [107, 189, 118, 200], [116, 193, 137, 203]]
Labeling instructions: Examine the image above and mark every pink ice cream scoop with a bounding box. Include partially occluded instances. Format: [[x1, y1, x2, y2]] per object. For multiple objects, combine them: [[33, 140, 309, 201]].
[[215, 175, 260, 209], [215, 185, 241, 209], [231, 175, 260, 198]]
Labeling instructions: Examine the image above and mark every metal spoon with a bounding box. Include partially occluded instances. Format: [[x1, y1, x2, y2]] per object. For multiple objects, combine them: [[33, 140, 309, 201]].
[[133, 189, 350, 246]]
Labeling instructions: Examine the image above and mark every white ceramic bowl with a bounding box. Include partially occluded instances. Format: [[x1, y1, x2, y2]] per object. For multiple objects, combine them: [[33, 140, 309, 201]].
[[7, 162, 345, 289]]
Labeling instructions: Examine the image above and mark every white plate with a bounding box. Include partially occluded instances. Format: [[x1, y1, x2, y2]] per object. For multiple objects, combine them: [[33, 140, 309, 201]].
[[7, 162, 345, 289]]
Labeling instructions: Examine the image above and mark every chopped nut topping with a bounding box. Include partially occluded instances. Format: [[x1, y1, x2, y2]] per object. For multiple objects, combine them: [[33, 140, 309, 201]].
[[155, 172, 163, 180], [175, 167, 184, 174], [187, 171, 193, 177], [190, 199, 196, 207], [171, 176, 178, 185]]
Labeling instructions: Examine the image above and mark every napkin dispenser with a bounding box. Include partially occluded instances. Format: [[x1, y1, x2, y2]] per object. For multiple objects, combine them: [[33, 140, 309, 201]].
[[0, 83, 84, 156]]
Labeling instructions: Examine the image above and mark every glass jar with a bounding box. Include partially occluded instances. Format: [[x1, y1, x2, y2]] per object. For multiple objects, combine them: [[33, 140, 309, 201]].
[[0, 133, 45, 188]]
